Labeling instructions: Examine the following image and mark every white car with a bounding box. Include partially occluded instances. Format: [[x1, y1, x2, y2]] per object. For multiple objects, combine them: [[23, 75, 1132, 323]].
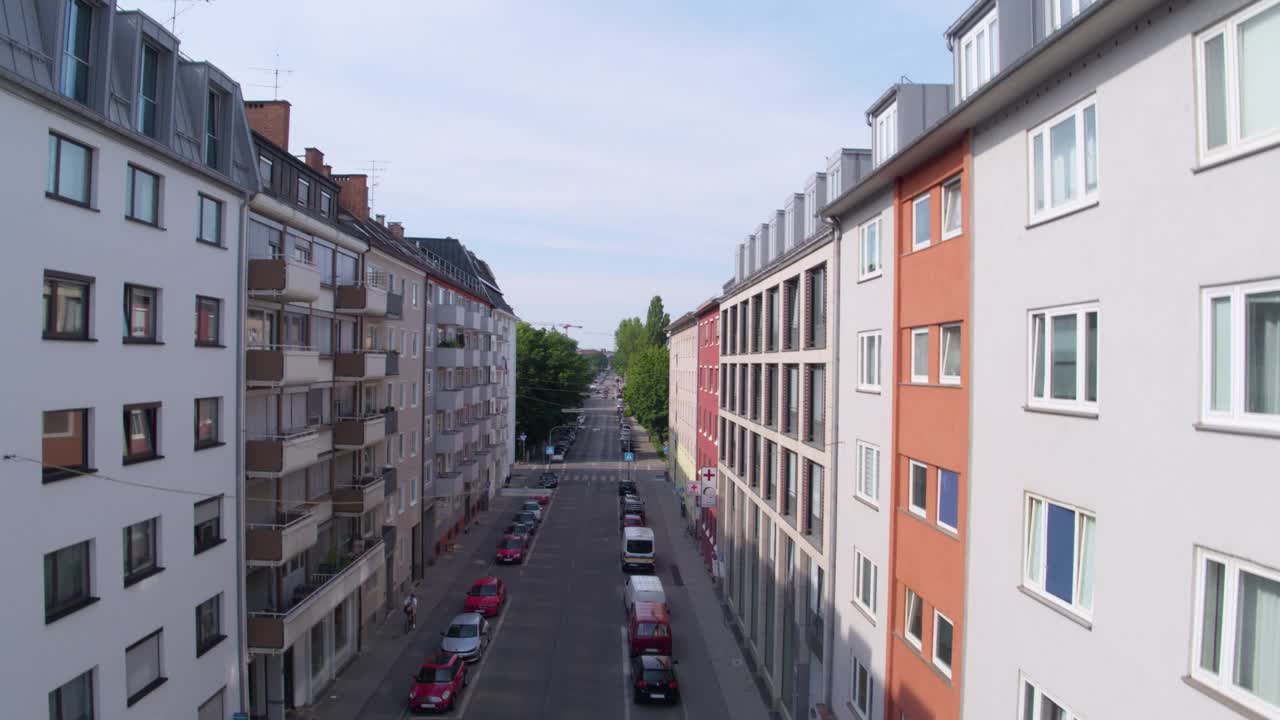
[[521, 501, 543, 521]]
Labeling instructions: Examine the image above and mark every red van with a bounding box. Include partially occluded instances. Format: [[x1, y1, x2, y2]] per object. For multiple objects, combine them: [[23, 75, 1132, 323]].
[[628, 601, 672, 656]]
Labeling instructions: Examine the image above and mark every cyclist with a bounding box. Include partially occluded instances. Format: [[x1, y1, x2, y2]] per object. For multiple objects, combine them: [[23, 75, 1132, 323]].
[[403, 592, 418, 632]]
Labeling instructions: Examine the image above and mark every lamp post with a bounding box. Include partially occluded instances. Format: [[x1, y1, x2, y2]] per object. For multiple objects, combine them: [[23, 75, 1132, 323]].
[[543, 424, 574, 471]]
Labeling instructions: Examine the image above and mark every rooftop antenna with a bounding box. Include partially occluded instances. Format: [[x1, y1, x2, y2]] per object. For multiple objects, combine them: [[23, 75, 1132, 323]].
[[366, 160, 391, 212], [168, 0, 213, 37], [249, 51, 294, 101]]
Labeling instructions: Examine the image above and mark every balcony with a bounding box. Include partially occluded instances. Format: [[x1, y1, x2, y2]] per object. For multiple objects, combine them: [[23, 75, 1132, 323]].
[[382, 465, 398, 497], [245, 428, 332, 477], [245, 498, 333, 565], [247, 346, 322, 388], [384, 409, 399, 435], [385, 351, 399, 377], [335, 284, 388, 316], [465, 310, 482, 331], [433, 346, 464, 367], [334, 414, 386, 450], [435, 304, 465, 327], [435, 389, 463, 411], [334, 351, 387, 382], [246, 537, 385, 651], [436, 429, 463, 453], [333, 469, 389, 515], [248, 255, 322, 303], [386, 291, 403, 319]]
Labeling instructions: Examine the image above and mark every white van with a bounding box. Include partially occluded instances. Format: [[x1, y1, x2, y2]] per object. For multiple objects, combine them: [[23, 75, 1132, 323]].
[[624, 575, 667, 614], [621, 527, 656, 572]]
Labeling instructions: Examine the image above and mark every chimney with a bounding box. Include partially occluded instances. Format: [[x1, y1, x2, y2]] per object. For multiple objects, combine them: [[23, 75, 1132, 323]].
[[322, 164, 332, 177], [244, 100, 291, 150], [331, 174, 369, 221], [304, 148, 325, 172], [375, 214, 386, 226], [387, 221, 404, 240]]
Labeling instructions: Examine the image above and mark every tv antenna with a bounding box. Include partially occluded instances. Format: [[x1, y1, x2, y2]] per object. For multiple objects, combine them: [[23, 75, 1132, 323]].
[[167, 0, 213, 37], [366, 160, 391, 212], [249, 51, 295, 101]]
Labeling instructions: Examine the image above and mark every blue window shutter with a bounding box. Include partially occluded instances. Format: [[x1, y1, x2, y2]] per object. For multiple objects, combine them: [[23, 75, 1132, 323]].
[[1045, 503, 1076, 604], [939, 471, 959, 529]]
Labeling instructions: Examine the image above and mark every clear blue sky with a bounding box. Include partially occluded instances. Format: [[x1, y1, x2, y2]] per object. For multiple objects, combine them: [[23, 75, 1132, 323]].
[[127, 0, 960, 349]]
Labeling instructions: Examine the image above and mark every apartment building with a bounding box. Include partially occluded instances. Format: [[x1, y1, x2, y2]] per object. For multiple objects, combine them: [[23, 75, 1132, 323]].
[[718, 178, 835, 720], [241, 112, 389, 715], [0, 1, 257, 718], [667, 312, 698, 510], [695, 298, 720, 571]]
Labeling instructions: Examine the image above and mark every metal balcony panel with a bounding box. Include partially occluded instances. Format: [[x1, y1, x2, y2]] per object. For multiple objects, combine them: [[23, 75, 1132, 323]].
[[247, 349, 323, 388], [245, 498, 333, 565], [334, 351, 387, 382], [334, 415, 386, 449], [245, 428, 332, 477], [335, 285, 388, 316]]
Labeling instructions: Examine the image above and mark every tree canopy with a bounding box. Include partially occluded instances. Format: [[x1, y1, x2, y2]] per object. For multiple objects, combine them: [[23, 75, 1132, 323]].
[[612, 316, 648, 377], [623, 345, 669, 440], [515, 322, 593, 452], [644, 295, 670, 347]]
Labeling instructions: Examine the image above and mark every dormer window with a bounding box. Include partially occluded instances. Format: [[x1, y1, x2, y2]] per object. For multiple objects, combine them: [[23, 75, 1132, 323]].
[[827, 163, 842, 204], [204, 90, 221, 169], [136, 44, 159, 137], [959, 9, 998, 101], [297, 177, 310, 207], [61, 0, 93, 104], [784, 204, 796, 249], [874, 101, 898, 166], [1046, 0, 1095, 35], [804, 187, 817, 239], [320, 189, 332, 217], [258, 155, 272, 186]]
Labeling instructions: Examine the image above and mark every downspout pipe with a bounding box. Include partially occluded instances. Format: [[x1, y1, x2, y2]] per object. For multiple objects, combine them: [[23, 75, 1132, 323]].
[[822, 216, 843, 715], [235, 190, 251, 717]]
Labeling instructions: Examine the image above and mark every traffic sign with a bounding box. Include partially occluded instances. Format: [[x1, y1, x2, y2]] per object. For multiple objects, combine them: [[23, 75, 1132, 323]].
[[623, 451, 635, 462], [545, 445, 554, 456], [688, 481, 700, 496], [662, 444, 669, 454]]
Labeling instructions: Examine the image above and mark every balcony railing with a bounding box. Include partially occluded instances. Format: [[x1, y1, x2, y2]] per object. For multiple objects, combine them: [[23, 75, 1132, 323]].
[[334, 351, 387, 382], [247, 253, 321, 303], [247, 537, 385, 651], [334, 413, 386, 449], [333, 469, 389, 515], [246, 345, 322, 388], [245, 427, 332, 477], [434, 304, 465, 327], [245, 498, 333, 564], [433, 346, 464, 367], [335, 282, 388, 316], [382, 465, 398, 497]]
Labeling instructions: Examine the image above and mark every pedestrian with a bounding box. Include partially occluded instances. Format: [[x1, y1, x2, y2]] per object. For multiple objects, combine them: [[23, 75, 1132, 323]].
[[403, 592, 418, 633]]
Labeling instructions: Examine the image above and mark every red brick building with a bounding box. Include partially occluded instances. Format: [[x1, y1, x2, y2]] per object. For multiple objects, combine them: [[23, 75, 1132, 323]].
[[694, 298, 720, 571]]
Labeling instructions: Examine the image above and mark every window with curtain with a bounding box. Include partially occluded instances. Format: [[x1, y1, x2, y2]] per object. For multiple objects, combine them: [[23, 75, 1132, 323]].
[[1028, 95, 1099, 222], [1028, 303, 1099, 412], [1196, 0, 1280, 164], [859, 216, 882, 279], [1193, 548, 1280, 712], [125, 629, 164, 703], [856, 441, 879, 504], [1202, 280, 1280, 432], [49, 668, 94, 720], [1023, 494, 1096, 618]]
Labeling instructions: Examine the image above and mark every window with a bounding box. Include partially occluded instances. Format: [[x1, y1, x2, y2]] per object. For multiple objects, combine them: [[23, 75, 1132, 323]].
[[858, 331, 881, 391], [43, 408, 91, 481], [804, 185, 818, 239], [784, 364, 799, 435], [910, 328, 929, 383], [135, 44, 160, 137], [763, 440, 776, 500], [1028, 303, 1099, 412], [807, 462, 823, 537], [194, 398, 219, 449], [904, 587, 923, 649], [411, 382, 418, 407], [937, 469, 959, 532], [1045, 0, 1096, 34], [1021, 676, 1083, 720], [45, 540, 94, 622], [43, 273, 91, 340], [123, 285, 157, 342], [767, 287, 780, 351], [194, 497, 222, 553], [410, 429, 418, 458], [204, 90, 221, 168], [941, 177, 962, 239], [908, 461, 928, 517], [1201, 279, 1280, 432], [1023, 493, 1096, 617], [123, 517, 159, 584], [258, 154, 272, 186], [1192, 548, 1280, 714], [60, 0, 93, 103], [198, 688, 225, 720], [125, 629, 165, 705], [783, 450, 797, 517], [856, 441, 879, 505], [958, 9, 999, 101], [785, 278, 800, 349], [1197, 1, 1280, 164], [858, 216, 881, 279], [807, 265, 827, 349], [828, 162, 842, 203], [297, 177, 310, 207], [940, 323, 961, 384], [196, 594, 223, 656], [854, 550, 877, 616], [49, 668, 95, 720], [47, 133, 92, 205], [874, 101, 897, 165], [123, 403, 159, 462], [411, 282, 419, 307], [806, 365, 826, 445], [851, 656, 872, 718], [193, 195, 223, 247], [911, 194, 931, 251], [932, 611, 954, 677], [195, 296, 220, 346], [764, 364, 777, 427], [319, 189, 332, 217], [1029, 95, 1098, 222]]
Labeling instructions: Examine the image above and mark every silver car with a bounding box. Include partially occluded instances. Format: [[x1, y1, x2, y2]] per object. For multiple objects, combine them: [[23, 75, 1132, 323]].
[[440, 613, 489, 663], [521, 501, 543, 522]]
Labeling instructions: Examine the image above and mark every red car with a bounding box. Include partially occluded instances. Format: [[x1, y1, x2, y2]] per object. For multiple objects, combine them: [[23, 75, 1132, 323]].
[[408, 652, 466, 713], [621, 513, 645, 530], [463, 576, 506, 617], [535, 495, 551, 505], [495, 535, 525, 564]]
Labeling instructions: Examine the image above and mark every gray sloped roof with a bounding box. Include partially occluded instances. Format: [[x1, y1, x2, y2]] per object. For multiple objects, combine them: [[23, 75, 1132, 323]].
[[408, 236, 513, 313]]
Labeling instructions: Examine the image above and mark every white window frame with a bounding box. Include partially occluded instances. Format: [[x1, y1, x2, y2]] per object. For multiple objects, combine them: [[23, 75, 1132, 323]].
[[1195, 0, 1280, 166], [410, 382, 418, 408], [411, 282, 419, 307], [874, 101, 898, 166], [828, 163, 843, 204], [911, 194, 931, 251], [858, 331, 882, 392], [904, 587, 923, 650], [855, 440, 880, 506], [1027, 302, 1099, 413], [958, 8, 999, 101], [1027, 94, 1099, 224], [854, 549, 878, 618], [850, 654, 873, 719], [1191, 547, 1280, 717], [940, 176, 962, 240], [858, 216, 882, 281], [1020, 674, 1084, 720], [911, 327, 929, 384], [1045, 0, 1094, 34], [1200, 278, 1280, 433], [804, 185, 818, 239], [908, 460, 928, 518], [932, 610, 953, 678], [1023, 492, 1096, 620], [940, 323, 961, 385]]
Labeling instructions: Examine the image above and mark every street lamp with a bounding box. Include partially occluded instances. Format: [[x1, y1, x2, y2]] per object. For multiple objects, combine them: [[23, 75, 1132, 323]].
[[543, 424, 575, 470]]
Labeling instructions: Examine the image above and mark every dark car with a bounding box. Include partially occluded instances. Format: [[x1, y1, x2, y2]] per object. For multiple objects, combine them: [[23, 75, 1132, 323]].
[[631, 654, 679, 704], [618, 480, 637, 496], [540, 472, 559, 489], [408, 652, 467, 713], [504, 522, 533, 541]]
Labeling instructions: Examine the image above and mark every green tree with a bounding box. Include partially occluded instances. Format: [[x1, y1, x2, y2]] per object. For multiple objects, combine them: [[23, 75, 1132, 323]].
[[644, 295, 670, 347], [515, 322, 593, 456], [623, 345, 669, 441], [613, 316, 647, 377]]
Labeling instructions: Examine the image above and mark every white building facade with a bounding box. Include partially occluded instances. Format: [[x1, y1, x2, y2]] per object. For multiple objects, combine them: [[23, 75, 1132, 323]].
[[667, 312, 699, 510]]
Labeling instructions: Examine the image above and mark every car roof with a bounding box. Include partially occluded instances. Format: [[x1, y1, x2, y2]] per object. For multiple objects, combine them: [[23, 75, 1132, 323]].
[[472, 575, 500, 586], [623, 513, 643, 521], [631, 601, 668, 621], [450, 612, 484, 625], [628, 575, 665, 591], [635, 654, 674, 670], [623, 526, 655, 540], [422, 652, 459, 668], [500, 534, 523, 542]]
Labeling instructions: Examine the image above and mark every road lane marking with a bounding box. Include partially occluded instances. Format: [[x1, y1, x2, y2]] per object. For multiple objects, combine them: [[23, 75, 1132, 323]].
[[620, 625, 633, 720], [451, 593, 514, 719]]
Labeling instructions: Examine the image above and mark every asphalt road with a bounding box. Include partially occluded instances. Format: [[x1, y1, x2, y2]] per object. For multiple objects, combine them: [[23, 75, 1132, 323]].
[[358, 393, 734, 719]]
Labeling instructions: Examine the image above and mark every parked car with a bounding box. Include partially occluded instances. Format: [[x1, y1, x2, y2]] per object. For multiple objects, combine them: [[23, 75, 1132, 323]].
[[621, 513, 645, 531], [521, 501, 543, 522], [463, 576, 507, 617], [540, 472, 559, 488], [627, 600, 671, 655], [440, 613, 489, 663], [618, 480, 637, 496], [624, 575, 667, 615], [505, 522, 533, 541], [535, 494, 551, 505], [621, 526, 656, 573], [408, 652, 467, 713], [495, 535, 525, 564], [514, 511, 539, 530], [631, 654, 679, 704]]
